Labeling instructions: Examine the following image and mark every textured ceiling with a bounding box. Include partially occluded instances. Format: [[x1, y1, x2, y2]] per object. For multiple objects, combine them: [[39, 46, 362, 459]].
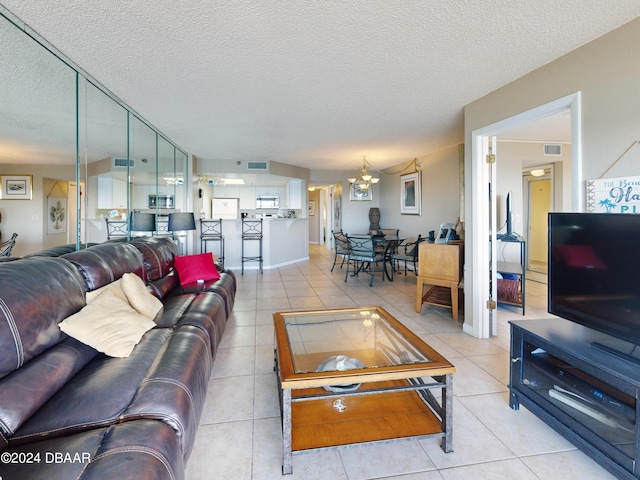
[[3, 1, 640, 171]]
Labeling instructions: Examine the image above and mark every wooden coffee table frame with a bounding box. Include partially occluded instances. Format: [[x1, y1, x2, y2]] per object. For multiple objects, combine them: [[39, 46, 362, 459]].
[[274, 306, 455, 475]]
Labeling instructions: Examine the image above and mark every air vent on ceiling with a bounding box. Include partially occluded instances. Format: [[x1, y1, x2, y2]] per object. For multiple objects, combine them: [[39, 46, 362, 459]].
[[112, 157, 135, 168], [247, 161, 269, 171], [543, 144, 562, 156]]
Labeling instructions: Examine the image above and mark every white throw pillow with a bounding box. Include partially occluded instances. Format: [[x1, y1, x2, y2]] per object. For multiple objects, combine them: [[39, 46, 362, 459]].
[[85, 278, 127, 304], [59, 288, 155, 358], [121, 272, 163, 320]]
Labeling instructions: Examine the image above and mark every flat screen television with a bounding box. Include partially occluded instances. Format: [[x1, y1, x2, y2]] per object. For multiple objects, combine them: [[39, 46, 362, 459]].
[[497, 191, 523, 241], [549, 212, 640, 362]]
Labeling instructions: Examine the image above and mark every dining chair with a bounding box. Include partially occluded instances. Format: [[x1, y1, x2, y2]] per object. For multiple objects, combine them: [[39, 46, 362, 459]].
[[389, 234, 425, 280], [344, 234, 384, 286], [0, 232, 18, 257], [331, 230, 350, 272]]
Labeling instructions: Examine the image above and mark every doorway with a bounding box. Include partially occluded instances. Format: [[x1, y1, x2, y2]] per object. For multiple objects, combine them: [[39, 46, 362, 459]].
[[525, 169, 553, 275], [468, 92, 581, 339]]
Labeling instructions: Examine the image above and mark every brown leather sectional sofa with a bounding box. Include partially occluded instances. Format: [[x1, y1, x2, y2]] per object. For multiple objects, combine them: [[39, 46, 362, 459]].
[[0, 236, 236, 479]]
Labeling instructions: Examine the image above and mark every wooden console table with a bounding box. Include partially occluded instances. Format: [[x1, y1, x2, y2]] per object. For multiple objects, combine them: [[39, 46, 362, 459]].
[[416, 242, 464, 321]]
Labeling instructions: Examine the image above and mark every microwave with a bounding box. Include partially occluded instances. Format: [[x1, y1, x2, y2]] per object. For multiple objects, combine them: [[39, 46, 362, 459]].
[[149, 194, 174, 209]]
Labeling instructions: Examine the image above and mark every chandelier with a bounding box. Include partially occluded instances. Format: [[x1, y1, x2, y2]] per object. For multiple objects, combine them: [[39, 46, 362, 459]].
[[347, 156, 380, 191]]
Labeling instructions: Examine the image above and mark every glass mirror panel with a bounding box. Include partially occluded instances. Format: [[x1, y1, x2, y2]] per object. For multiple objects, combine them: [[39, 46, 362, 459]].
[[0, 13, 77, 255], [81, 79, 129, 244], [176, 150, 189, 215], [129, 115, 159, 236], [157, 136, 177, 238], [1, 8, 189, 254]]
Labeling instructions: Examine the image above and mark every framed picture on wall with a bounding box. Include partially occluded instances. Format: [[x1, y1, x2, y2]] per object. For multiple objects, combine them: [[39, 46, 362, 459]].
[[47, 197, 67, 234], [0, 174, 32, 200], [400, 171, 421, 215], [308, 200, 316, 216], [349, 183, 373, 201]]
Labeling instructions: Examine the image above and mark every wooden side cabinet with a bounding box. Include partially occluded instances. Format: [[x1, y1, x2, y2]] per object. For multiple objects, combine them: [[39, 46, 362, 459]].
[[510, 319, 640, 479], [416, 242, 463, 320]]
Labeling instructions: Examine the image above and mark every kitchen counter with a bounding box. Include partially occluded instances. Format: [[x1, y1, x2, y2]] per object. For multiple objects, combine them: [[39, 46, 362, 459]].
[[86, 217, 309, 271], [212, 218, 309, 270]]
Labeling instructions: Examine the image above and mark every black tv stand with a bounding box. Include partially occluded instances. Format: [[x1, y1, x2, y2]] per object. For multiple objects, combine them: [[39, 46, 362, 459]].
[[510, 318, 640, 480], [592, 340, 640, 366]]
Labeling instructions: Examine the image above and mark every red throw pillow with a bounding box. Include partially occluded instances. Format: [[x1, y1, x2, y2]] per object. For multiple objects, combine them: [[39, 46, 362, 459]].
[[174, 253, 221, 286]]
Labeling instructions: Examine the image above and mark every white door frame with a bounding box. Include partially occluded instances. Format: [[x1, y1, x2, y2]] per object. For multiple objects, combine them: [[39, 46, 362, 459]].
[[467, 92, 582, 338]]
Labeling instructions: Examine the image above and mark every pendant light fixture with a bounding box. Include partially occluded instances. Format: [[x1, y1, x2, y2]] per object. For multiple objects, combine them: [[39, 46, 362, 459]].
[[347, 156, 380, 191]]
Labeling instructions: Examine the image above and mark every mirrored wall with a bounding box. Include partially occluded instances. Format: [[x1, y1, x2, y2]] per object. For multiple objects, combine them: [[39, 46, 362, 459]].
[[0, 7, 189, 257]]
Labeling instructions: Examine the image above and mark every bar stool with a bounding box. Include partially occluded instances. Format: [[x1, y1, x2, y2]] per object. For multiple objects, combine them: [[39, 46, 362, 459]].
[[105, 218, 128, 240], [200, 218, 225, 268], [241, 219, 263, 274]]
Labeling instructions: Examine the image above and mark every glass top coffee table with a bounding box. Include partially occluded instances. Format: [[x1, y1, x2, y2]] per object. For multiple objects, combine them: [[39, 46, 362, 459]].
[[273, 306, 456, 475]]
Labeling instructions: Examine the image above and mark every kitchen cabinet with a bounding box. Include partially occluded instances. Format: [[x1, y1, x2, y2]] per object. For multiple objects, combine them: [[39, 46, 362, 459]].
[[287, 179, 303, 209], [132, 185, 150, 210], [278, 187, 287, 208], [239, 187, 255, 209], [214, 186, 240, 198], [255, 187, 279, 197], [97, 177, 128, 209]]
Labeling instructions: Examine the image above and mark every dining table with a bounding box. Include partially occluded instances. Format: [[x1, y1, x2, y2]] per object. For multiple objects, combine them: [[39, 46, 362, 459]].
[[372, 235, 405, 281]]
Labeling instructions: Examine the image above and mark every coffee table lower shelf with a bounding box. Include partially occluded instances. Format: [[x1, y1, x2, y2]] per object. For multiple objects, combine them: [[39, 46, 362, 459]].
[[292, 388, 444, 451]]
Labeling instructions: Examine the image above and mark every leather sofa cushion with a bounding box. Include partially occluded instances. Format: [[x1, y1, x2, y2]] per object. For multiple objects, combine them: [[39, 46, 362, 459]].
[[153, 293, 196, 329], [131, 237, 178, 281], [0, 257, 86, 379], [0, 420, 184, 480], [148, 271, 181, 299], [0, 337, 97, 439], [10, 326, 213, 461], [10, 329, 171, 446], [23, 243, 98, 258], [180, 292, 227, 350], [63, 243, 145, 291], [124, 325, 213, 457], [156, 292, 226, 352], [175, 271, 237, 318]]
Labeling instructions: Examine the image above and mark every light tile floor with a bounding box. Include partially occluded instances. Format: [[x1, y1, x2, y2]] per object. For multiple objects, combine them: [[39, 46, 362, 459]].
[[186, 245, 616, 480]]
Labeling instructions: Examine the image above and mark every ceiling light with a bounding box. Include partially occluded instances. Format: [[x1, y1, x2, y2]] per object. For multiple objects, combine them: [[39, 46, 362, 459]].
[[221, 178, 245, 185], [530, 169, 545, 177], [308, 186, 316, 191], [348, 156, 379, 191]]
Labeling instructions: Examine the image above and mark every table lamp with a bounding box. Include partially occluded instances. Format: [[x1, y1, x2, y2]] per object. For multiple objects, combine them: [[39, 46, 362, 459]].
[[129, 212, 156, 236], [168, 212, 196, 254]]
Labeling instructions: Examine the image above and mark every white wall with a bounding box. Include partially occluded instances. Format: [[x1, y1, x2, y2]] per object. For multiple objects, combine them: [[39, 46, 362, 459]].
[[0, 163, 75, 256], [309, 149, 462, 242], [377, 144, 462, 242], [337, 181, 381, 235], [464, 16, 640, 336]]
